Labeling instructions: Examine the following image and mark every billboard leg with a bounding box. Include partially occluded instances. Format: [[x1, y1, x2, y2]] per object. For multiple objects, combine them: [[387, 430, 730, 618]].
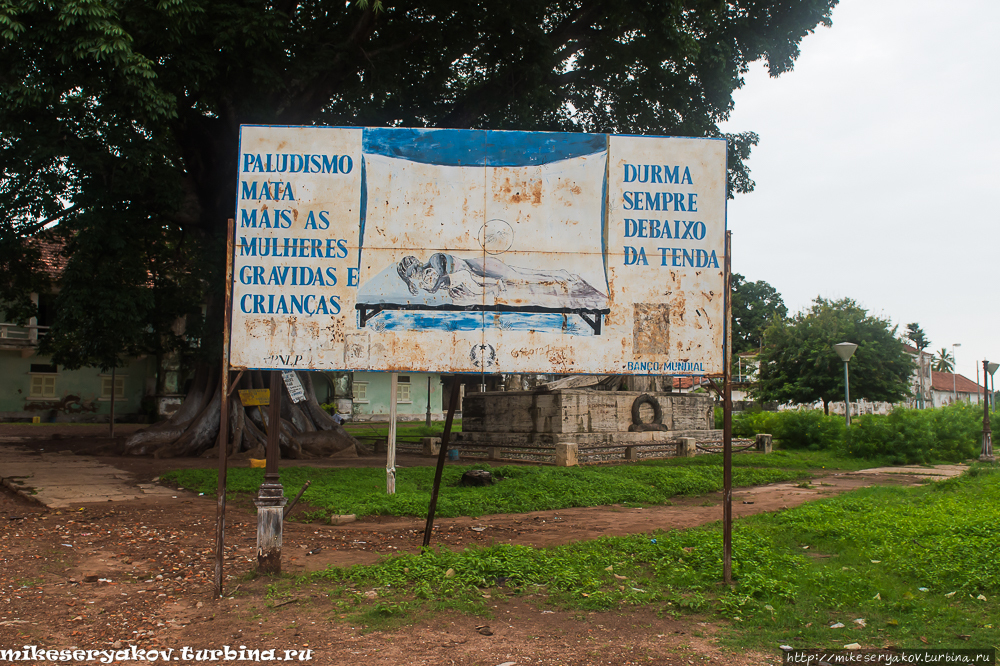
[[387, 373, 398, 494], [256, 370, 285, 574], [422, 375, 461, 549], [214, 217, 235, 598], [723, 230, 733, 586]]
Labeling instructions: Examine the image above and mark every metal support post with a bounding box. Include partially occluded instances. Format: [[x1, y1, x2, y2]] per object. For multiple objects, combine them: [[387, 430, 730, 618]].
[[722, 230, 733, 585], [423, 375, 461, 549], [256, 371, 285, 574], [843, 360, 852, 427], [214, 217, 236, 597], [981, 360, 994, 462]]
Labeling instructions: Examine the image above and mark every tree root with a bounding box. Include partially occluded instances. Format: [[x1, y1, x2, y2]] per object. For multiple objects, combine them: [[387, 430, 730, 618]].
[[124, 367, 364, 459]]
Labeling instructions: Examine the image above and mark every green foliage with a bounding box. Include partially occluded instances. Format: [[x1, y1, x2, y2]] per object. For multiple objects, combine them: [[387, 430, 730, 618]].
[[731, 273, 787, 354], [754, 297, 915, 411], [731, 409, 779, 439], [731, 404, 983, 464], [274, 465, 1000, 648], [770, 409, 846, 451], [904, 322, 929, 353], [732, 408, 845, 451], [164, 460, 809, 520], [736, 465, 1000, 648], [844, 402, 983, 464], [932, 347, 955, 373], [1, 0, 839, 367], [342, 420, 464, 448]]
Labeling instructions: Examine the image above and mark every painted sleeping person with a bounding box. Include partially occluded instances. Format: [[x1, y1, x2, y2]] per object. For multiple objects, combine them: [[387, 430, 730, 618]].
[[396, 253, 606, 305]]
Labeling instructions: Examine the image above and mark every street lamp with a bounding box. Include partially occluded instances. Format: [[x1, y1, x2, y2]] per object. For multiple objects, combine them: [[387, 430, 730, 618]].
[[834, 342, 858, 427], [982, 360, 994, 462], [952, 343, 961, 403], [988, 362, 999, 412]]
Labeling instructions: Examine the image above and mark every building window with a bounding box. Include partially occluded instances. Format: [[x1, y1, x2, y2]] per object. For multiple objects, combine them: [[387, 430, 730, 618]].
[[396, 376, 411, 403], [101, 376, 126, 400], [353, 382, 368, 402], [29, 374, 57, 399]]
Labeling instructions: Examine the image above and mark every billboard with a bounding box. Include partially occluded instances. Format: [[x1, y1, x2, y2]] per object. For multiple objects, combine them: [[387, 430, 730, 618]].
[[231, 126, 727, 375]]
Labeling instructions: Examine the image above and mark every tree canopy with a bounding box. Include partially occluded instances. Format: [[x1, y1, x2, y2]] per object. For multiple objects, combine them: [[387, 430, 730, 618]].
[[905, 322, 929, 354], [753, 297, 915, 412], [1, 0, 840, 370], [933, 348, 955, 373], [731, 272, 787, 355]]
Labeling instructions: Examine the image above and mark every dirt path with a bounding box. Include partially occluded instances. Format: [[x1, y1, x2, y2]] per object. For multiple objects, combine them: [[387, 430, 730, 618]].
[[0, 426, 968, 665]]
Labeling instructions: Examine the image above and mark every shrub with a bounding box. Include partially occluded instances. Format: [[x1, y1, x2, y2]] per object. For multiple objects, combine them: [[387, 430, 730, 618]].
[[844, 402, 982, 464], [771, 409, 845, 450], [732, 410, 779, 438]]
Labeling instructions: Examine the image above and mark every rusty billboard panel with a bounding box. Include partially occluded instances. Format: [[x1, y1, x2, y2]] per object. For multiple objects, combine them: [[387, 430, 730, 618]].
[[231, 127, 727, 376]]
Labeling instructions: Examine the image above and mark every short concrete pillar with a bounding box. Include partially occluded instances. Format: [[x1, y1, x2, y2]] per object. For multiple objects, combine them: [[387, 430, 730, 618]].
[[555, 442, 579, 467], [255, 497, 286, 575], [678, 437, 696, 457], [755, 433, 773, 454], [487, 446, 501, 461], [422, 437, 442, 456], [624, 446, 638, 461]]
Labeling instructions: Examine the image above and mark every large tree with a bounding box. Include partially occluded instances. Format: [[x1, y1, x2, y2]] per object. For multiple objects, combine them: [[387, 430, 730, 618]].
[[1, 0, 840, 456], [731, 272, 787, 355], [753, 297, 915, 413]]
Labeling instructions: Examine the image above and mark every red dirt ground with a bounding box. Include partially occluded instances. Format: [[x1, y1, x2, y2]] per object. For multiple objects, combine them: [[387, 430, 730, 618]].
[[0, 424, 935, 665]]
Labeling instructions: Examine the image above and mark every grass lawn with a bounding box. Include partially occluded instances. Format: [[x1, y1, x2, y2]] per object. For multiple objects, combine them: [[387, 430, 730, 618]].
[[342, 421, 461, 449], [163, 450, 824, 520], [262, 463, 1000, 652]]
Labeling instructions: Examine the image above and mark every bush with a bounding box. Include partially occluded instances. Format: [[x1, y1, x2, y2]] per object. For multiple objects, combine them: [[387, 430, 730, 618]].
[[732, 409, 779, 438], [844, 402, 982, 464], [771, 409, 845, 450]]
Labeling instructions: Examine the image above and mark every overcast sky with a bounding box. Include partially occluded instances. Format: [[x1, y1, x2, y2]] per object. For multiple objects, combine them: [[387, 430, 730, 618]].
[[719, 0, 999, 387]]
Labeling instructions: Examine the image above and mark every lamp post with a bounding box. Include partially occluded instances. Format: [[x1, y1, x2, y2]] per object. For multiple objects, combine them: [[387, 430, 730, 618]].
[[834, 342, 858, 427], [982, 360, 994, 462], [988, 362, 999, 413], [952, 343, 961, 403]]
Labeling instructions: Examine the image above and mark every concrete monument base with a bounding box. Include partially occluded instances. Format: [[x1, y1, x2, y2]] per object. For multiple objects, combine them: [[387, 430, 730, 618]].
[[453, 389, 726, 465]]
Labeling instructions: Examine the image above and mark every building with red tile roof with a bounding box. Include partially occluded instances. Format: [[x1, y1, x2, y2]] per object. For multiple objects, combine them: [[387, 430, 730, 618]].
[[929, 370, 986, 407]]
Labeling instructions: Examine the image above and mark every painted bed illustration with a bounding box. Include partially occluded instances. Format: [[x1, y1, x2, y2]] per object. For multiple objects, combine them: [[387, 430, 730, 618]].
[[355, 253, 611, 334], [353, 128, 611, 336]]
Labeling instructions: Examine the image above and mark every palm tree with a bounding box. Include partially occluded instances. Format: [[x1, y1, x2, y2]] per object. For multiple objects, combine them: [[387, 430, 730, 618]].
[[933, 348, 954, 372]]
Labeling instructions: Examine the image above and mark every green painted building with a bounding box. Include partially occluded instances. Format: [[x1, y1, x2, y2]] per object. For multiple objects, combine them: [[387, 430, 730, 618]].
[[0, 345, 154, 422], [334, 371, 445, 422]]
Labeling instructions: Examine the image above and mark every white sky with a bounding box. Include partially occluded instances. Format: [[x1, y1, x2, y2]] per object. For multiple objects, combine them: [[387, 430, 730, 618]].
[[719, 0, 1000, 387]]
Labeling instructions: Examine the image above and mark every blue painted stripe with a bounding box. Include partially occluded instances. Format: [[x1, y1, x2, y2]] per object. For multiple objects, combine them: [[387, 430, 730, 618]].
[[358, 156, 368, 272], [362, 128, 606, 166], [600, 136, 609, 291]]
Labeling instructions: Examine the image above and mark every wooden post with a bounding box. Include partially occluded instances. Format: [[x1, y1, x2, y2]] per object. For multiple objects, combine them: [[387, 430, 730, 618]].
[[214, 217, 236, 597], [387, 372, 398, 494], [423, 375, 461, 549]]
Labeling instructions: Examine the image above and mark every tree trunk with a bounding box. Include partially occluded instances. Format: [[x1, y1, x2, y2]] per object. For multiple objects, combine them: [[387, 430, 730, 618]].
[[123, 366, 365, 458]]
